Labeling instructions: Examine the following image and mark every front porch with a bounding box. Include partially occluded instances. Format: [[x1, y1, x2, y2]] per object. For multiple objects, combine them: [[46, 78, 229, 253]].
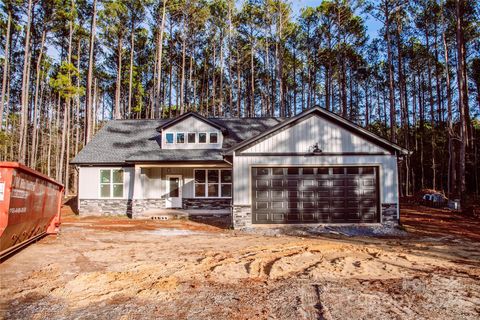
[[131, 163, 233, 219]]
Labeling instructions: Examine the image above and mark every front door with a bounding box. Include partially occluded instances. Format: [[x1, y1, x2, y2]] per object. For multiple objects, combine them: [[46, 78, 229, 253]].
[[166, 175, 182, 208]]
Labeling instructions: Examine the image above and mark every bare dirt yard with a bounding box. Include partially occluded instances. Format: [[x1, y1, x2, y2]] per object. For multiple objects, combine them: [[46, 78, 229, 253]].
[[1, 205, 480, 319]]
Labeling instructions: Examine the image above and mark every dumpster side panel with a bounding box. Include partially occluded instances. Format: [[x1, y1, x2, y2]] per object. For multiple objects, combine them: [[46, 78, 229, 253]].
[[0, 168, 13, 237], [0, 163, 63, 256]]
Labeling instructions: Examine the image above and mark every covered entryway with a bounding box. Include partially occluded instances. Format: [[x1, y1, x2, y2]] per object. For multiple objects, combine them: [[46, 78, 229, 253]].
[[251, 166, 380, 224]]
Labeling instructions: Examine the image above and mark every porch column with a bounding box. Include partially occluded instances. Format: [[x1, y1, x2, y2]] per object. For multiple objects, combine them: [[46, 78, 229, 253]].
[[133, 165, 143, 200]]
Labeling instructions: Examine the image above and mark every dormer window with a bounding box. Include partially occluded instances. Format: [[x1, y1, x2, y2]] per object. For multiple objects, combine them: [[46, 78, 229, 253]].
[[177, 133, 185, 144], [209, 133, 218, 144], [188, 133, 196, 143], [199, 133, 207, 143], [166, 133, 174, 144]]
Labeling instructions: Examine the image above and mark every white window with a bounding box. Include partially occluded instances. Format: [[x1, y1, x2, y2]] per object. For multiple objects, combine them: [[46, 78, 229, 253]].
[[209, 133, 218, 144], [165, 133, 174, 144], [194, 169, 232, 198], [100, 169, 124, 198], [187, 133, 196, 143], [198, 133, 207, 143], [177, 132, 185, 143]]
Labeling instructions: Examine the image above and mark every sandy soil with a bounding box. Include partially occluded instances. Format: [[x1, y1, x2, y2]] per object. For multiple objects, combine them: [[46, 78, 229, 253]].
[[1, 206, 480, 319]]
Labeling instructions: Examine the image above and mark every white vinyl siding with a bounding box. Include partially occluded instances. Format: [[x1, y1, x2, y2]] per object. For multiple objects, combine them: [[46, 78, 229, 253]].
[[79, 167, 134, 200], [242, 115, 389, 154]]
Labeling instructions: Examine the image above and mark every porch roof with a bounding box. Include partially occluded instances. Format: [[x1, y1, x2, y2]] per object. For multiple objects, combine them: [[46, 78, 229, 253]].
[[125, 149, 225, 162]]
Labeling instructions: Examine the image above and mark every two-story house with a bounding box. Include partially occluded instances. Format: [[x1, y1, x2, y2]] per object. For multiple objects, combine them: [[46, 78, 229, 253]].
[[71, 107, 408, 229]]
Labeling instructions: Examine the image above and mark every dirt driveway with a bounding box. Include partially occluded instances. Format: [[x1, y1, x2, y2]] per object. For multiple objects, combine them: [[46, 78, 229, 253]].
[[1, 206, 480, 319]]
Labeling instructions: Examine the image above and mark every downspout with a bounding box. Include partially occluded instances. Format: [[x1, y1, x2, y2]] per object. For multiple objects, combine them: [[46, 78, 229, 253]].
[[396, 151, 401, 221], [75, 165, 79, 214]]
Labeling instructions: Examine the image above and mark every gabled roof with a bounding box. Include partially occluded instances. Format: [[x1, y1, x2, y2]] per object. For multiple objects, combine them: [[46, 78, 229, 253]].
[[71, 108, 408, 166], [70, 117, 284, 165], [156, 111, 228, 133], [227, 106, 409, 155]]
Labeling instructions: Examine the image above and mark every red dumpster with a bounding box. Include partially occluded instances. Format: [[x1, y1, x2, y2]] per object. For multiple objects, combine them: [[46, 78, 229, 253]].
[[0, 162, 63, 259]]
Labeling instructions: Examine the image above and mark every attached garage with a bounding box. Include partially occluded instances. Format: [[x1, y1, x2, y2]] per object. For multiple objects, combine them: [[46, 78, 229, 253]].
[[251, 166, 379, 224], [229, 107, 409, 229]]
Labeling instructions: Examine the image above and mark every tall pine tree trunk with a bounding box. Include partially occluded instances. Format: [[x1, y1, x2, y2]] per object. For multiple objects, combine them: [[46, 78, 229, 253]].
[[426, 30, 436, 190], [0, 10, 11, 130], [127, 23, 135, 116], [155, 0, 167, 118], [30, 29, 47, 168], [18, 0, 34, 163], [455, 0, 467, 198], [384, 1, 396, 143], [180, 11, 187, 115], [115, 37, 123, 119], [85, 0, 97, 143]]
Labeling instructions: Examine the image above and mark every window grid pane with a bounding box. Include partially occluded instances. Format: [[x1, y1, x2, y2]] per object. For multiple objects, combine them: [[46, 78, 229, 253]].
[[177, 133, 185, 143], [188, 133, 196, 143], [195, 183, 206, 197], [100, 184, 111, 198], [209, 133, 218, 144], [207, 170, 219, 182], [221, 170, 232, 183], [100, 170, 111, 183], [113, 184, 123, 198], [166, 133, 174, 144], [208, 184, 219, 197], [195, 170, 206, 183], [221, 184, 232, 197], [112, 170, 123, 183]]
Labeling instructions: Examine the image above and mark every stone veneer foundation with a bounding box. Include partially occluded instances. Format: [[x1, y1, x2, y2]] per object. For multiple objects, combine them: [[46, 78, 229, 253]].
[[183, 198, 231, 210], [380, 203, 399, 225], [232, 203, 399, 229], [132, 199, 167, 218], [79, 199, 133, 216], [80, 198, 230, 218], [232, 205, 253, 229]]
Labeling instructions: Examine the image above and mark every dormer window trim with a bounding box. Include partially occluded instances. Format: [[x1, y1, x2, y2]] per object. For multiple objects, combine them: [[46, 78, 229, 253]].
[[176, 132, 185, 144], [198, 133, 207, 144], [187, 132, 196, 144], [209, 132, 218, 144], [165, 133, 174, 144]]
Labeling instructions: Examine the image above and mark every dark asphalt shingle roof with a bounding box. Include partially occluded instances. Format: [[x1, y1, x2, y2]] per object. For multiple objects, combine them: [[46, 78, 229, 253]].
[[71, 117, 284, 165]]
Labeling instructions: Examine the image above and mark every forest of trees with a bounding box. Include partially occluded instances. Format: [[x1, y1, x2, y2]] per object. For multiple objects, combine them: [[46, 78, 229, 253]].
[[0, 0, 479, 202]]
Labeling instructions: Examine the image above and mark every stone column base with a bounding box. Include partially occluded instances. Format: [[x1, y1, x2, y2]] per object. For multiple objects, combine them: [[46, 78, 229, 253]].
[[381, 203, 399, 226], [232, 205, 252, 229]]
